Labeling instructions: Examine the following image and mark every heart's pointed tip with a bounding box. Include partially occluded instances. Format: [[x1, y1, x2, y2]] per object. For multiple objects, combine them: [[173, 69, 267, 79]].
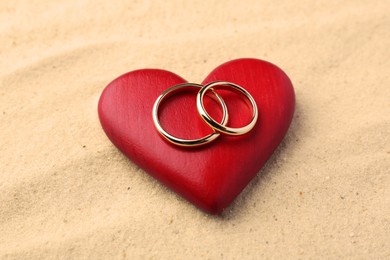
[[191, 186, 238, 215], [204, 206, 225, 215], [196, 200, 226, 215]]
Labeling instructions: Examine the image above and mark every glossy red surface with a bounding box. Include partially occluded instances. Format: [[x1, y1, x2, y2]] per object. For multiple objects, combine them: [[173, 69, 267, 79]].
[[98, 58, 295, 214]]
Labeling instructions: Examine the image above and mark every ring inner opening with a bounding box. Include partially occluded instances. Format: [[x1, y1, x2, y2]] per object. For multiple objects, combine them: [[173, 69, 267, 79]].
[[159, 89, 224, 139], [205, 88, 253, 128]]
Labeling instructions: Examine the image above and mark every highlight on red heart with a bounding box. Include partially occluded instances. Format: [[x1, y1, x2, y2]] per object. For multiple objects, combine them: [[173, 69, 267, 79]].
[[98, 58, 295, 214]]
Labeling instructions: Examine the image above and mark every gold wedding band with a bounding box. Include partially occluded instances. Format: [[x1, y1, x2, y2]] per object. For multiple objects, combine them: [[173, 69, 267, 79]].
[[196, 81, 258, 136], [152, 83, 229, 147]]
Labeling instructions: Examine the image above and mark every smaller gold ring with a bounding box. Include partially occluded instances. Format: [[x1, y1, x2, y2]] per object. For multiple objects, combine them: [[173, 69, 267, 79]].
[[152, 83, 229, 147], [196, 81, 258, 136]]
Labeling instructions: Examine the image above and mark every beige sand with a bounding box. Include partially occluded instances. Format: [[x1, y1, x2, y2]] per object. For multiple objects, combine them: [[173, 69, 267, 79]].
[[1, 0, 389, 259]]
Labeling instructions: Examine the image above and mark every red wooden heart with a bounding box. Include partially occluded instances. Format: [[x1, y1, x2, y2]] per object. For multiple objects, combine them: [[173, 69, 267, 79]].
[[98, 58, 295, 214]]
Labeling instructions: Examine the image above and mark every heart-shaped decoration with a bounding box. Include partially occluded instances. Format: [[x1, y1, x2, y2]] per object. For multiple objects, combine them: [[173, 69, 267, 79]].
[[98, 58, 295, 214]]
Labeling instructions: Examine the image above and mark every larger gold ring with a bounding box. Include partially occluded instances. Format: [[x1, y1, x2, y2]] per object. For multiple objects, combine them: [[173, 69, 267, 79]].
[[152, 83, 229, 147], [196, 81, 258, 135]]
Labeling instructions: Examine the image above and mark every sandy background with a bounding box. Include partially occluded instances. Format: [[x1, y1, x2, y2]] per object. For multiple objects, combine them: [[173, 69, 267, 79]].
[[1, 0, 389, 259]]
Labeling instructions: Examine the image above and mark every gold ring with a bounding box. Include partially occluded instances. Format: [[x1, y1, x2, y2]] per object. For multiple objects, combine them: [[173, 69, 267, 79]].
[[196, 81, 258, 136], [152, 83, 229, 147]]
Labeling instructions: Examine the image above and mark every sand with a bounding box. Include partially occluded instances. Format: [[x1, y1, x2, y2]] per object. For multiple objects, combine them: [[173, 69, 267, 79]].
[[0, 0, 389, 259]]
